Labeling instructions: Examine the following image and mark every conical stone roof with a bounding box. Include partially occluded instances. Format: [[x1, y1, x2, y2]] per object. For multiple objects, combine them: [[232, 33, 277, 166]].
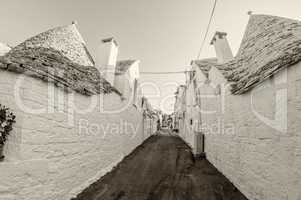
[[12, 23, 94, 66], [215, 14, 301, 94]]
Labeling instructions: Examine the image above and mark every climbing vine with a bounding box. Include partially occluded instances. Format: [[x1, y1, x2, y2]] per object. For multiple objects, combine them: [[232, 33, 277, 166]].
[[0, 104, 16, 161]]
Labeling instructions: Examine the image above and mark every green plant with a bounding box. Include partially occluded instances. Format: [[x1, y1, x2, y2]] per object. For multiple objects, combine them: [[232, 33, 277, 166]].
[[0, 104, 16, 161]]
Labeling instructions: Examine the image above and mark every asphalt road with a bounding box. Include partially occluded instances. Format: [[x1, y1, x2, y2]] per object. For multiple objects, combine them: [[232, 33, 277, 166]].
[[72, 133, 248, 200]]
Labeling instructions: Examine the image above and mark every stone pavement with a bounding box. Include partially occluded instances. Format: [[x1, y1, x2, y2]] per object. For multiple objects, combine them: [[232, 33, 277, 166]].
[[72, 133, 248, 200]]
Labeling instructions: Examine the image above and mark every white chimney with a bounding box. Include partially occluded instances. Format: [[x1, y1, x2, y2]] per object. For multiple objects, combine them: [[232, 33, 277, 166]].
[[210, 32, 233, 64], [0, 43, 11, 56], [96, 37, 119, 85]]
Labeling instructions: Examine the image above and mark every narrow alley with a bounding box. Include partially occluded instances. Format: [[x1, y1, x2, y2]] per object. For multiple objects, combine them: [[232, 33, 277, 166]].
[[72, 132, 248, 200]]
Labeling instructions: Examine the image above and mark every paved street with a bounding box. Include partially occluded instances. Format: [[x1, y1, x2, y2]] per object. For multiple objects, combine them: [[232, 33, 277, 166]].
[[72, 132, 248, 200]]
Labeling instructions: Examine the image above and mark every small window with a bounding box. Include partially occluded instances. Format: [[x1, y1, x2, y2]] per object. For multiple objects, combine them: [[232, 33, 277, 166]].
[[190, 119, 193, 125]]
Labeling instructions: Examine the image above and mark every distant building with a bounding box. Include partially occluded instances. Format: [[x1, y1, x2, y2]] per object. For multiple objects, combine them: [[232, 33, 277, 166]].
[[173, 85, 187, 133], [141, 97, 160, 137]]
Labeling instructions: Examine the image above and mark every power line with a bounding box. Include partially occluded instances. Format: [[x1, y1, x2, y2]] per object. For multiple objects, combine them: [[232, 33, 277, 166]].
[[141, 1, 218, 77], [140, 70, 193, 75], [196, 0, 218, 59]]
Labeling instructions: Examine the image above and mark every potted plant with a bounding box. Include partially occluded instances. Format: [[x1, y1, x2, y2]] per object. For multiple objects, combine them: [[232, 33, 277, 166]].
[[0, 104, 16, 161]]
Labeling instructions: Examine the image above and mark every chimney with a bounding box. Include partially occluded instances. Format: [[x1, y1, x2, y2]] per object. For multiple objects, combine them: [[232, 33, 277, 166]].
[[210, 32, 233, 64], [96, 37, 119, 85]]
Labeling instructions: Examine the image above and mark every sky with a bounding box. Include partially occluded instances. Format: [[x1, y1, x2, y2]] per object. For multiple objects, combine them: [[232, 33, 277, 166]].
[[0, 0, 301, 113]]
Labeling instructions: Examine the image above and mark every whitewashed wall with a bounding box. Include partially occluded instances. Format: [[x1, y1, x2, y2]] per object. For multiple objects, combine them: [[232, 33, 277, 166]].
[[114, 61, 139, 105], [178, 66, 211, 154], [178, 80, 197, 152], [0, 71, 145, 200], [203, 63, 301, 200]]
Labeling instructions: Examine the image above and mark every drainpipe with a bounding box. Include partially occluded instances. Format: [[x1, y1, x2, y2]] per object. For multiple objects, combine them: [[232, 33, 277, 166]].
[[142, 110, 145, 139], [150, 118, 152, 135]]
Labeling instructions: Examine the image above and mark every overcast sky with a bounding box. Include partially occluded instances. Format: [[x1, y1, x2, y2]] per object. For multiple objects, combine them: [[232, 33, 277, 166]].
[[0, 0, 300, 113]]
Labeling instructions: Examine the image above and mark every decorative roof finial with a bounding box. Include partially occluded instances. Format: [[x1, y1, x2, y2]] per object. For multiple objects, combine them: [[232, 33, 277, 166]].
[[247, 11, 253, 16], [72, 20, 78, 25]]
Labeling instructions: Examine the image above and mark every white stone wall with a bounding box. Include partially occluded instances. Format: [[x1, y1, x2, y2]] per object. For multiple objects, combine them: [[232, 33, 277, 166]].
[[177, 66, 211, 154], [0, 71, 145, 200], [203, 62, 301, 200], [178, 81, 197, 152], [14, 24, 94, 66], [114, 61, 140, 105]]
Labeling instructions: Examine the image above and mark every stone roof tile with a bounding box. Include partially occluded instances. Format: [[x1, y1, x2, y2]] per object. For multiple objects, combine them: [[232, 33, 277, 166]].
[[115, 60, 136, 75], [215, 14, 301, 94], [12, 24, 94, 66], [192, 58, 217, 77], [0, 47, 117, 95]]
